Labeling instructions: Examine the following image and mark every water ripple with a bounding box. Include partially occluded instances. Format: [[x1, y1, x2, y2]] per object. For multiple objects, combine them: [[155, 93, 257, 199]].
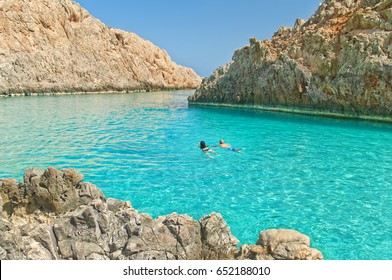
[[1, 91, 392, 259]]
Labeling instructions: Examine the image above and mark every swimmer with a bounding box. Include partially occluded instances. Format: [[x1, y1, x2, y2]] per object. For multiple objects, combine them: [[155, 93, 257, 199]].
[[199, 141, 217, 157], [218, 139, 243, 153]]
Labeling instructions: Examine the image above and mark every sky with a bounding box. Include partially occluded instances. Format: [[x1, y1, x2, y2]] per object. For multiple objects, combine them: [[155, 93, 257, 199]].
[[75, 0, 322, 77]]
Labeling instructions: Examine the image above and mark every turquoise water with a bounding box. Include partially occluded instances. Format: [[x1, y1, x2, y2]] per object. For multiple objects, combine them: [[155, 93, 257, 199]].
[[1, 91, 392, 260]]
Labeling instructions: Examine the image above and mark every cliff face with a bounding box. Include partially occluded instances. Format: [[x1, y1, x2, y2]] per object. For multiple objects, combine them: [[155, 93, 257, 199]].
[[0, 0, 201, 95], [189, 0, 392, 118], [0, 167, 323, 260]]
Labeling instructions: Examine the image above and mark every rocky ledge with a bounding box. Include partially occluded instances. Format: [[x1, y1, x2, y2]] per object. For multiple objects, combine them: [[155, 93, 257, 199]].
[[0, 0, 201, 95], [189, 0, 392, 119], [0, 167, 323, 260]]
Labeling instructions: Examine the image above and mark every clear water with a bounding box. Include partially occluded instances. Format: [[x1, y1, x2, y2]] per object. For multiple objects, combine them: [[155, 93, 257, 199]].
[[1, 91, 392, 260]]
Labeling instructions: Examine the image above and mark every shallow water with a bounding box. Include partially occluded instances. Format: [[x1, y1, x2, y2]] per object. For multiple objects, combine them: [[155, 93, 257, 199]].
[[1, 91, 392, 260]]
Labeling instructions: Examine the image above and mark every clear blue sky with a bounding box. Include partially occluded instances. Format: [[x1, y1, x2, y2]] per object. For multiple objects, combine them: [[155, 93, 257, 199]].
[[75, 0, 321, 77]]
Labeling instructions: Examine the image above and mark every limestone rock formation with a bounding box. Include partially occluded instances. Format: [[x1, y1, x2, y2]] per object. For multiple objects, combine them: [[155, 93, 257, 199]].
[[0, 0, 201, 95], [0, 167, 323, 260], [189, 0, 392, 119]]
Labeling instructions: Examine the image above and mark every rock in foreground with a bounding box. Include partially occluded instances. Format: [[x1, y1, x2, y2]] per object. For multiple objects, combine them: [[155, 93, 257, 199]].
[[0, 167, 323, 260], [189, 0, 392, 119], [0, 0, 201, 95]]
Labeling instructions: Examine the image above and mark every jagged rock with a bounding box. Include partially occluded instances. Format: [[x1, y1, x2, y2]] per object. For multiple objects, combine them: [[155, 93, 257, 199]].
[[106, 198, 132, 213], [23, 167, 84, 214], [294, 18, 307, 32], [20, 223, 58, 260], [160, 213, 203, 259], [0, 221, 24, 260], [23, 168, 45, 186], [235, 244, 274, 260], [189, 0, 392, 119], [0, 167, 323, 260], [200, 213, 239, 260], [0, 178, 21, 217], [120, 212, 204, 260], [53, 204, 116, 260], [77, 182, 105, 205], [20, 224, 59, 260], [0, 246, 6, 259], [0, 0, 201, 95]]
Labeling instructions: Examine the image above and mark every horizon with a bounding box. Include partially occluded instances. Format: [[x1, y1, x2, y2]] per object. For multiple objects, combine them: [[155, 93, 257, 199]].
[[75, 0, 322, 77]]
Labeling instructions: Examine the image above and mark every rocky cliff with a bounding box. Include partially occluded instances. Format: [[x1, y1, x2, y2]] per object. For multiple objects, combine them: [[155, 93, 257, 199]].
[[189, 0, 392, 119], [0, 167, 323, 260], [0, 0, 201, 95]]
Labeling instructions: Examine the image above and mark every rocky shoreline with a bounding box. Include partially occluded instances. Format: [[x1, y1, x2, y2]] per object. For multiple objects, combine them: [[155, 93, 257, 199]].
[[189, 102, 392, 123], [0, 167, 323, 260], [0, 88, 196, 98], [189, 0, 392, 119]]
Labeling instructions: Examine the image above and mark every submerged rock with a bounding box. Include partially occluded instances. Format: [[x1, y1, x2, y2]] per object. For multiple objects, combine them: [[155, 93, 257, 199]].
[[189, 0, 392, 119], [0, 167, 323, 260], [0, 0, 201, 95]]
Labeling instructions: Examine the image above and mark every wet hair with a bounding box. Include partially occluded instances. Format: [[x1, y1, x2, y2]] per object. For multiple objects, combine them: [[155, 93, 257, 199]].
[[220, 140, 224, 144], [200, 141, 207, 149]]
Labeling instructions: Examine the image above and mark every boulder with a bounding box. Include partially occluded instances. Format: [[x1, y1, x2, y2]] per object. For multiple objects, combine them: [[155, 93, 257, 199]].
[[24, 168, 84, 214], [0, 178, 22, 217], [257, 229, 323, 260], [200, 213, 239, 260], [20, 167, 107, 215], [161, 213, 203, 259]]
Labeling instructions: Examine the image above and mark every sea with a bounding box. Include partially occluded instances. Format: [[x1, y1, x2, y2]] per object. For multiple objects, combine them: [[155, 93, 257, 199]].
[[1, 90, 392, 260]]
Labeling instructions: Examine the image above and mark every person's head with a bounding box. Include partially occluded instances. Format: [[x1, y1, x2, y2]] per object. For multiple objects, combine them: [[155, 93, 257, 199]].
[[200, 141, 206, 149], [220, 140, 224, 144]]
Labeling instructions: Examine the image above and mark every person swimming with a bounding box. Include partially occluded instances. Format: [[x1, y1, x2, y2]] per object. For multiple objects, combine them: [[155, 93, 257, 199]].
[[218, 139, 243, 153], [199, 141, 217, 157]]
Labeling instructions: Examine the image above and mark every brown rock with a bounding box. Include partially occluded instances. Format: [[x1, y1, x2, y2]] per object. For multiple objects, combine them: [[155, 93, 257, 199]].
[[200, 213, 239, 260], [257, 229, 323, 260], [235, 244, 273, 260], [62, 169, 84, 185], [77, 182, 105, 205], [0, 178, 22, 217], [0, 0, 201, 95], [24, 168, 81, 214], [162, 213, 203, 259]]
